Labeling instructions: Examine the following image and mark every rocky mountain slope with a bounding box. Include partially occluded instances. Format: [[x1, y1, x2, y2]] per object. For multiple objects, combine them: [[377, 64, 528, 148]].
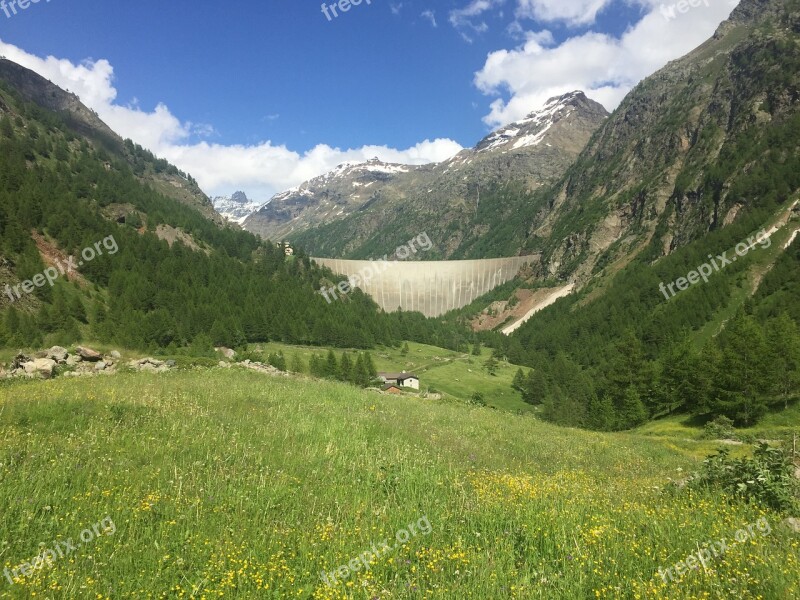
[[0, 59, 223, 225], [528, 0, 800, 283], [213, 191, 263, 224], [243, 92, 609, 256]]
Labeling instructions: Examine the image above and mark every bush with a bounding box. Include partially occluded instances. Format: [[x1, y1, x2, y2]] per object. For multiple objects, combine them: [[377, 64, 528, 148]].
[[685, 442, 799, 513], [469, 392, 486, 407], [702, 415, 737, 440], [268, 351, 287, 372]]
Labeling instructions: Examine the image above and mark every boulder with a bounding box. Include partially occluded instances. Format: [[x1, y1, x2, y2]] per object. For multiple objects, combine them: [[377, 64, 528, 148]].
[[129, 358, 168, 372], [46, 346, 69, 363], [217, 347, 236, 359], [165, 360, 176, 368], [66, 354, 82, 366], [76, 347, 103, 362], [22, 358, 57, 379], [783, 518, 800, 534], [10, 353, 32, 370], [109, 350, 122, 360], [95, 361, 108, 371]]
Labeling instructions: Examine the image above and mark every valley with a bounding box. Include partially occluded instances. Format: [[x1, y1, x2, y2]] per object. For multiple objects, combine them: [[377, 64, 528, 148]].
[[1, 0, 799, 597]]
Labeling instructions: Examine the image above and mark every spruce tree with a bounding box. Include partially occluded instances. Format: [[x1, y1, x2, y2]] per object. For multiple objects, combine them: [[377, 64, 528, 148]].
[[325, 349, 339, 379], [339, 352, 353, 382]]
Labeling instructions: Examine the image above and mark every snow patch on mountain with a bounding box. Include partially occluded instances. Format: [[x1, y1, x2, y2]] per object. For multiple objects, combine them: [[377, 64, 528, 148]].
[[212, 191, 263, 224]]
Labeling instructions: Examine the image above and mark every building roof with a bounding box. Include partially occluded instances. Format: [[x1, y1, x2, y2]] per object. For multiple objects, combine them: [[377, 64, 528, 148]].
[[379, 372, 419, 380]]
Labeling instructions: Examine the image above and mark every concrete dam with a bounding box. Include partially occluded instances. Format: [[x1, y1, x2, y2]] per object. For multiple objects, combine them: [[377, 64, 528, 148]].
[[312, 256, 538, 318]]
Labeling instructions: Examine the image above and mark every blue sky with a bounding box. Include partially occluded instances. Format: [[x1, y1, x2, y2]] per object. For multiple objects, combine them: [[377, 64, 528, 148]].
[[0, 0, 739, 201]]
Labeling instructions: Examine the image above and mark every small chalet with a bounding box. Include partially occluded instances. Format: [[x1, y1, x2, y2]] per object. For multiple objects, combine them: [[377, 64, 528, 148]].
[[378, 372, 420, 390], [381, 383, 402, 394]]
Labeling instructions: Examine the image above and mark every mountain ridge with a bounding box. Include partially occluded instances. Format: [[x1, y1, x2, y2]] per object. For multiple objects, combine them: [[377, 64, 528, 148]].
[[242, 91, 609, 252]]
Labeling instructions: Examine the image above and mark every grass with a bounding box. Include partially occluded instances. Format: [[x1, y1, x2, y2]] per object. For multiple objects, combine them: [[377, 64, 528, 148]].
[[253, 341, 536, 414], [0, 368, 797, 599]]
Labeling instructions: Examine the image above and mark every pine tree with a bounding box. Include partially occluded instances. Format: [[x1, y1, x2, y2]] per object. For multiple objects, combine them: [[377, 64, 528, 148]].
[[711, 313, 770, 425], [339, 352, 353, 382], [290, 353, 305, 374], [618, 386, 648, 429], [587, 394, 616, 431], [484, 355, 499, 376], [354, 353, 370, 387], [512, 368, 526, 392], [766, 313, 800, 408], [363, 351, 377, 379], [325, 349, 339, 379]]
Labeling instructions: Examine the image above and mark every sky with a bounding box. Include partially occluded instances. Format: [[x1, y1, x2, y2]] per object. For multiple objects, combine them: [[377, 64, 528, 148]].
[[0, 0, 739, 202]]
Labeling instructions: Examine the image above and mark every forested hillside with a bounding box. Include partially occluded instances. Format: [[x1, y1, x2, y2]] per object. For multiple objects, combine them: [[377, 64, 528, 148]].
[[486, 0, 800, 430], [0, 77, 473, 353]]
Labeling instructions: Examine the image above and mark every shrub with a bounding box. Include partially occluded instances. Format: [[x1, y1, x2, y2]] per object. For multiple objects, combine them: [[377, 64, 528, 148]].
[[702, 415, 737, 440], [685, 442, 799, 513], [469, 392, 486, 406]]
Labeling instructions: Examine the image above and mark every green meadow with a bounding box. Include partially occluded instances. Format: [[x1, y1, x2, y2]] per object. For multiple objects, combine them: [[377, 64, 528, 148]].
[[0, 361, 798, 599]]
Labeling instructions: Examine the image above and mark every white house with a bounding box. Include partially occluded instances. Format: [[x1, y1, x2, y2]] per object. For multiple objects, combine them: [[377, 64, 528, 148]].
[[378, 372, 420, 390]]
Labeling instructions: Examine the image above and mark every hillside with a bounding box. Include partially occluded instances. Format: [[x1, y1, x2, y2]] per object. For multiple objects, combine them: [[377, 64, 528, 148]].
[[0, 65, 471, 353], [0, 60, 223, 225], [0, 367, 797, 598]]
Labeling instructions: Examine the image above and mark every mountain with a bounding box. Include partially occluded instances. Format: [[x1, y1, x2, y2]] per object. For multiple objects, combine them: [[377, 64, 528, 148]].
[[0, 60, 442, 353], [0, 59, 224, 225], [243, 92, 609, 256], [212, 191, 263, 225], [495, 0, 800, 429], [521, 0, 800, 283]]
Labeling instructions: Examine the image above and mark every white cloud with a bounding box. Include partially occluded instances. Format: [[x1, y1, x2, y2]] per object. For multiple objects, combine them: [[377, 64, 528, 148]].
[[449, 0, 505, 42], [476, 0, 740, 126], [0, 40, 463, 202], [515, 0, 614, 26], [421, 9, 438, 27]]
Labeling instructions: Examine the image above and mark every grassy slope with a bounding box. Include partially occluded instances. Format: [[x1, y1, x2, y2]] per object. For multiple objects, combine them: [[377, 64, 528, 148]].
[[256, 341, 536, 414], [0, 369, 797, 599]]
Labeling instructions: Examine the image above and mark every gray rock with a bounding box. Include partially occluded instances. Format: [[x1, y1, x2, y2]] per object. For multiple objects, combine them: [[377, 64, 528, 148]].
[[23, 358, 57, 379], [76, 346, 103, 362], [109, 350, 122, 360], [46, 346, 69, 363], [217, 347, 236, 359], [10, 353, 31, 370], [66, 354, 81, 366], [95, 361, 108, 371], [165, 360, 176, 368], [783, 518, 800, 534]]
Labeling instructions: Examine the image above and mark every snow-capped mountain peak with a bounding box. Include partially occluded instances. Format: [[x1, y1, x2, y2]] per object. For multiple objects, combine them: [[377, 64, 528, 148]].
[[212, 191, 263, 225], [475, 91, 588, 154]]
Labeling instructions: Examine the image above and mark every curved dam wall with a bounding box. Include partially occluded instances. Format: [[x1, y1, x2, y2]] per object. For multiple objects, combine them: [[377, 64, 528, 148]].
[[312, 256, 538, 318]]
